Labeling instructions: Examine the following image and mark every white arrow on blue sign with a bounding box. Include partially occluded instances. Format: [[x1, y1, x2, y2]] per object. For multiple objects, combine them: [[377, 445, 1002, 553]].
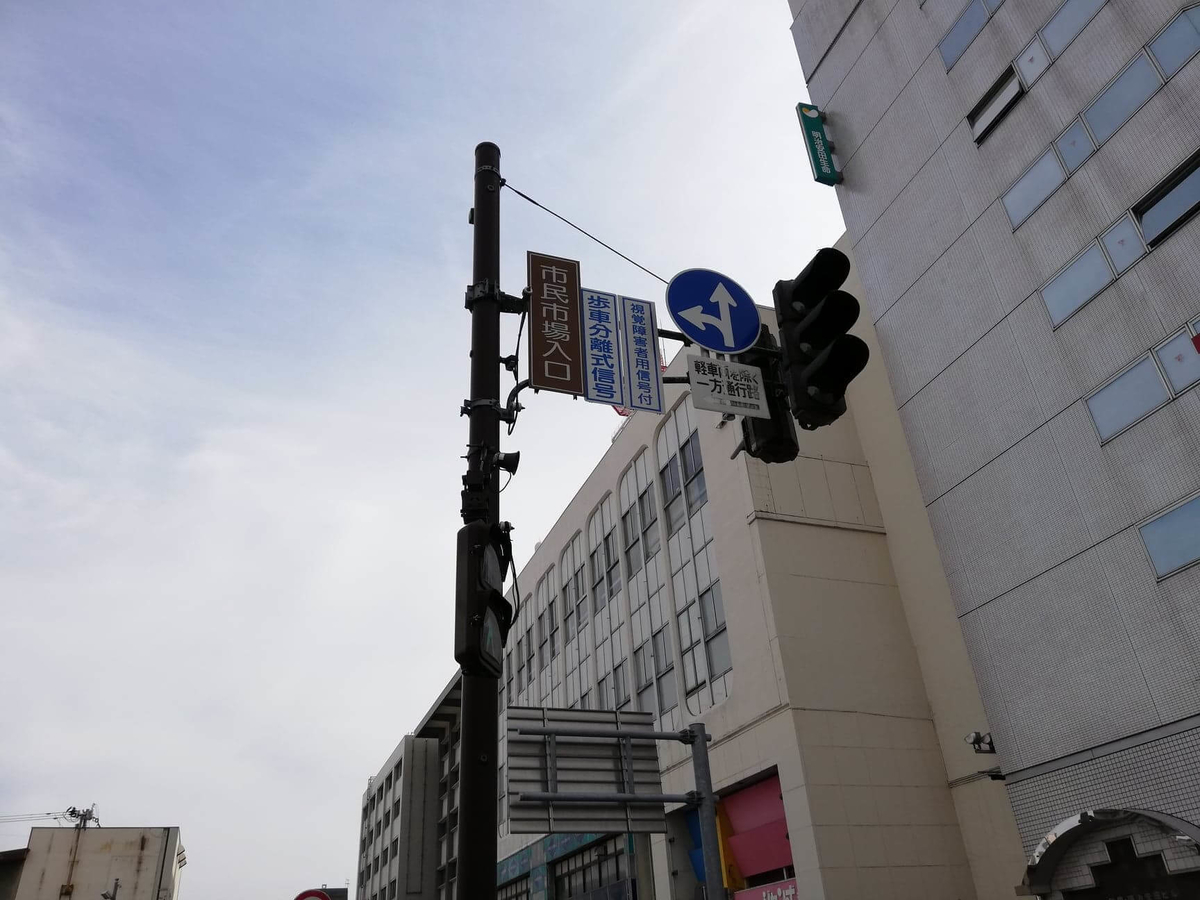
[[665, 269, 760, 354]]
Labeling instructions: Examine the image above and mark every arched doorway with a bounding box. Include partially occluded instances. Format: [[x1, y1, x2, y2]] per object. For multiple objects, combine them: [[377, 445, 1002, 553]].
[[1021, 808, 1200, 898]]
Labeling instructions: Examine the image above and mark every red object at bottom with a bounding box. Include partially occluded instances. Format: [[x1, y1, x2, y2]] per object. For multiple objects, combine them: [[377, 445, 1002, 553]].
[[1192, 334, 1200, 355]]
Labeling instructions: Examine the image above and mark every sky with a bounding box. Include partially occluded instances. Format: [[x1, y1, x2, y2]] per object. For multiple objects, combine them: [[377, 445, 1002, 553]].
[[0, 2, 842, 896]]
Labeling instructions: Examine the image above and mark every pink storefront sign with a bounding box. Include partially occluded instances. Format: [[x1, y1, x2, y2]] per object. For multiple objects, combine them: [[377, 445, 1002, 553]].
[[733, 877, 797, 900]]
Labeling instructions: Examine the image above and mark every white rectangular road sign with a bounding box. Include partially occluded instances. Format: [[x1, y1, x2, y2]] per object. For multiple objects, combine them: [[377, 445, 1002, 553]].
[[619, 296, 664, 414], [687, 354, 770, 418], [581, 289, 628, 407]]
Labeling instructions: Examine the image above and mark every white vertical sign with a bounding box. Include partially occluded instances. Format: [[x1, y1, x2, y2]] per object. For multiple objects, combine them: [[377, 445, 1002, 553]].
[[581, 289, 628, 407], [619, 296, 664, 414]]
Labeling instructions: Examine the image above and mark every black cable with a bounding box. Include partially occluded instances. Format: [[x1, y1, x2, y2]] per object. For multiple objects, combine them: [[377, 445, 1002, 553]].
[[502, 181, 669, 285], [513, 309, 526, 381]]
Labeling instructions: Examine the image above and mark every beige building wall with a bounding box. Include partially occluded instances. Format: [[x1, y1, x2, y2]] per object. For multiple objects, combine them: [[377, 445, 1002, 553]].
[[14, 827, 185, 900]]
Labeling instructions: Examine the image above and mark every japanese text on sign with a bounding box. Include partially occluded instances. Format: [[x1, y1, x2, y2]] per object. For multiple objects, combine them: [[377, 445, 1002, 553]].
[[528, 252, 585, 396], [581, 290, 628, 407], [618, 296, 664, 414], [687, 354, 769, 419]]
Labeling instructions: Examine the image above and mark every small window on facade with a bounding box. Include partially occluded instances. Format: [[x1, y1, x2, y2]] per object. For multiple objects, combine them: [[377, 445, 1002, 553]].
[[1101, 214, 1146, 273], [1083, 52, 1162, 146], [1086, 355, 1169, 441], [969, 66, 1023, 143], [1136, 148, 1200, 246], [614, 660, 630, 707], [1041, 242, 1113, 326], [661, 457, 686, 535], [1055, 119, 1094, 173], [1004, 148, 1066, 226], [639, 488, 661, 560], [1140, 492, 1200, 578], [1155, 329, 1200, 393], [1149, 8, 1200, 79], [940, 0, 990, 69], [548, 599, 559, 659], [1016, 35, 1051, 85], [1040, 0, 1105, 58]]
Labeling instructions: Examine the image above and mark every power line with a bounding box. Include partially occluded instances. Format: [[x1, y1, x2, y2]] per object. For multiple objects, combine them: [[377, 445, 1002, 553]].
[[501, 181, 669, 285]]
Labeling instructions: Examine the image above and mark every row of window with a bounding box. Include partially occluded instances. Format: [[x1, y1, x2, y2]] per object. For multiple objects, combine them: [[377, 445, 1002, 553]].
[[1003, 7, 1200, 227], [361, 759, 402, 823], [1086, 318, 1200, 441], [940, 0, 1005, 69], [503, 424, 718, 720], [358, 838, 399, 885], [552, 836, 629, 900], [359, 880, 396, 900], [969, 0, 1106, 141]]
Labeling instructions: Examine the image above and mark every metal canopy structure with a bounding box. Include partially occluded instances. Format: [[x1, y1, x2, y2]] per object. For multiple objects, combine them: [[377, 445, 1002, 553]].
[[506, 707, 669, 834]]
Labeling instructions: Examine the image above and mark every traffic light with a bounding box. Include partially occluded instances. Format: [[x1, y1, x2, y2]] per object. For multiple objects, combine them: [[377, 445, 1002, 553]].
[[773, 248, 870, 430], [738, 325, 799, 464], [454, 519, 514, 677]]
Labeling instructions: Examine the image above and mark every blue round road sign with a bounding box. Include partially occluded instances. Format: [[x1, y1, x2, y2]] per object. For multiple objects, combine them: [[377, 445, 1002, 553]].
[[665, 269, 760, 354]]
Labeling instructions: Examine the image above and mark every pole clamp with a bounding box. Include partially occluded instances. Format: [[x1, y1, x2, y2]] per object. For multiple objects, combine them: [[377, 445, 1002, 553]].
[[465, 282, 528, 314]]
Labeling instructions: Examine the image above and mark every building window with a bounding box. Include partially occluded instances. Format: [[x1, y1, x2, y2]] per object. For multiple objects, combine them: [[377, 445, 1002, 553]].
[[1003, 148, 1065, 226], [1149, 7, 1200, 78], [680, 431, 707, 513], [525, 628, 535, 687], [634, 644, 655, 712], [1155, 328, 1200, 393], [498, 763, 506, 823], [614, 659, 630, 708], [678, 605, 705, 693], [383, 810, 390, 829], [382, 846, 389, 866], [969, 66, 1023, 143], [1054, 119, 1095, 173], [548, 599, 559, 659], [639, 488, 661, 560], [1141, 491, 1200, 578], [538, 611, 548, 671], [506, 651, 514, 703], [597, 673, 612, 710], [580, 688, 591, 710], [515, 637, 525, 692], [391, 838, 397, 861], [622, 507, 642, 577], [1101, 214, 1146, 273], [1136, 148, 1200, 247], [388, 880, 396, 900], [1084, 52, 1162, 146], [939, 0, 997, 70], [652, 627, 678, 713], [701, 583, 732, 678], [661, 456, 686, 535], [497, 876, 530, 900], [385, 773, 392, 792], [1041, 0, 1106, 57], [1041, 241, 1113, 326], [1086, 355, 1170, 441], [392, 798, 399, 819], [553, 836, 629, 900]]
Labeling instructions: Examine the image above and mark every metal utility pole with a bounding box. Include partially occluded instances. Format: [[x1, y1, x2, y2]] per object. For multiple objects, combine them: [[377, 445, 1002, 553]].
[[688, 723, 725, 898], [458, 140, 503, 899]]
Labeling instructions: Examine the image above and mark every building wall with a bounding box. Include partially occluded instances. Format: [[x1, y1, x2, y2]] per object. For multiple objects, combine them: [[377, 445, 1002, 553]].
[[14, 827, 184, 900], [786, 0, 1200, 887]]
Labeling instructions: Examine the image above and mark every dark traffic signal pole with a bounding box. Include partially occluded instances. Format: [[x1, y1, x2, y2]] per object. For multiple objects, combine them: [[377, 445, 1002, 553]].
[[458, 141, 505, 899]]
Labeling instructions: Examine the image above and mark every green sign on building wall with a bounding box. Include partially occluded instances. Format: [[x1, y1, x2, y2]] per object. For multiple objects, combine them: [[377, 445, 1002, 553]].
[[796, 103, 841, 186]]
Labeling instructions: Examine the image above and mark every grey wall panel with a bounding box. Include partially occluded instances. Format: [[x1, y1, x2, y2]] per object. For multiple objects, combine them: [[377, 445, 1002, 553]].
[[1012, 166, 1116, 278], [837, 77, 938, 240], [974, 201, 1044, 316], [877, 229, 1006, 404], [957, 607, 1023, 772], [1008, 293, 1091, 419], [852, 149, 971, 320], [925, 495, 979, 615], [933, 423, 1092, 608], [913, 51, 972, 154], [1007, 728, 1200, 854], [1097, 529, 1200, 724], [942, 118, 1007, 223], [901, 318, 1046, 501], [1055, 391, 1200, 541], [806, 0, 891, 107], [1138, 215, 1200, 331], [828, 10, 921, 163], [958, 548, 1158, 771], [792, 0, 894, 79]]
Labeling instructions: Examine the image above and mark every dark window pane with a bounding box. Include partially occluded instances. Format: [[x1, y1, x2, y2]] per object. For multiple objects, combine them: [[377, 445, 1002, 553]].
[[1040, 0, 1105, 57], [1155, 330, 1200, 393], [1003, 148, 1065, 226], [1139, 157, 1200, 246], [686, 470, 708, 511], [666, 496, 686, 535], [1083, 52, 1161, 145], [1086, 355, 1169, 440], [1041, 242, 1113, 325], [1055, 119, 1094, 172], [1101, 214, 1145, 273], [657, 671, 678, 712], [939, 0, 989, 68], [1140, 493, 1200, 577], [1149, 9, 1200, 78], [707, 630, 732, 677]]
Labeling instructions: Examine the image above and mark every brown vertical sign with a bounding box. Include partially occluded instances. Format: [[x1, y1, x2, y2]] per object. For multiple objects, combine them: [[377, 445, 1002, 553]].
[[527, 251, 585, 395]]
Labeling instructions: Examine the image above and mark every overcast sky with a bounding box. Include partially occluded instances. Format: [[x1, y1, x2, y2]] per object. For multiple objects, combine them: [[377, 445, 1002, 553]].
[[0, 2, 841, 896]]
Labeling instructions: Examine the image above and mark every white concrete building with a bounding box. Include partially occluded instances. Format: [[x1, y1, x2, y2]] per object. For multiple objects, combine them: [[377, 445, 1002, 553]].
[[359, 262, 1029, 899], [4, 826, 185, 900]]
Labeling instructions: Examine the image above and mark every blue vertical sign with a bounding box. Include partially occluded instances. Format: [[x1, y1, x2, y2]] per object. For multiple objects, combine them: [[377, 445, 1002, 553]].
[[619, 296, 664, 414], [582, 289, 628, 407]]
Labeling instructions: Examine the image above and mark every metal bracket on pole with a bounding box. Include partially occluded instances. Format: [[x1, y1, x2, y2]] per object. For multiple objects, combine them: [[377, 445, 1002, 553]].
[[465, 282, 527, 315]]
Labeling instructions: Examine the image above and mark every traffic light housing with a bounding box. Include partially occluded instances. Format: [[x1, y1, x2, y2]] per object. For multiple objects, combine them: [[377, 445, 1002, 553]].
[[454, 519, 514, 677], [738, 325, 799, 463], [773, 248, 870, 430]]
